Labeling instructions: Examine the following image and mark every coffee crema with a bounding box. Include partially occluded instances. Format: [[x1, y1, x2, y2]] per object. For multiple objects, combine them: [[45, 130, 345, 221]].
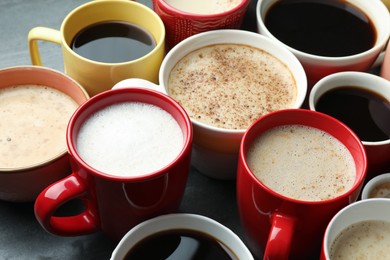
[[315, 86, 390, 142], [124, 229, 237, 260], [164, 0, 242, 15], [264, 0, 376, 57], [71, 20, 156, 63], [0, 85, 78, 168], [76, 102, 183, 177], [247, 125, 356, 201], [330, 220, 390, 259], [168, 44, 297, 130]]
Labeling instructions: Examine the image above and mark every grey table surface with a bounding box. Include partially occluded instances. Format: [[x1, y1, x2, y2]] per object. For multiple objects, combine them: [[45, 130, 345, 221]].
[[0, 0, 258, 259]]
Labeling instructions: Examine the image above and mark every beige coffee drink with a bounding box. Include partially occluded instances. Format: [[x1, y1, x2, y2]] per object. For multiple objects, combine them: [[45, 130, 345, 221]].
[[168, 44, 297, 130], [164, 0, 242, 15], [247, 125, 356, 201], [369, 182, 390, 198], [0, 85, 78, 168], [330, 220, 390, 259]]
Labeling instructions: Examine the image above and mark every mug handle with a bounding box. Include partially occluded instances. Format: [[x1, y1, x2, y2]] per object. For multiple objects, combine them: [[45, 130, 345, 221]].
[[264, 213, 296, 260], [34, 173, 99, 236], [112, 78, 166, 93], [28, 27, 61, 66]]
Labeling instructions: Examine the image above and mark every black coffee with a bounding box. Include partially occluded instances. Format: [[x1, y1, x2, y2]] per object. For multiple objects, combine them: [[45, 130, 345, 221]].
[[124, 229, 237, 260], [315, 87, 390, 142], [71, 20, 156, 63], [264, 0, 376, 57]]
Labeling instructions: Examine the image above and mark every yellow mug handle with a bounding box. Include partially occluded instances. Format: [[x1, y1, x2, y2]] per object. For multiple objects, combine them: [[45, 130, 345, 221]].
[[28, 27, 61, 66]]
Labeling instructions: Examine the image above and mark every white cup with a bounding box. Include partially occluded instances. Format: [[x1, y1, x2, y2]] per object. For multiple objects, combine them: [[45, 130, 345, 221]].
[[321, 199, 390, 260], [113, 29, 307, 179], [361, 173, 390, 200], [256, 0, 390, 86], [110, 213, 253, 259]]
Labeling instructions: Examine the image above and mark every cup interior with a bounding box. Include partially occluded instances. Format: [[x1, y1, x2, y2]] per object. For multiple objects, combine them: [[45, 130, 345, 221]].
[[256, 0, 390, 59], [61, 0, 165, 62], [361, 173, 390, 199], [160, 29, 307, 133], [111, 213, 253, 259], [323, 199, 390, 257], [67, 88, 192, 180], [241, 109, 367, 202], [0, 66, 88, 170], [309, 71, 390, 145]]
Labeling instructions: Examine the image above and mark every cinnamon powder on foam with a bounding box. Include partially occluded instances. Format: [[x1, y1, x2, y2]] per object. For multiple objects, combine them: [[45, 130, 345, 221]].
[[168, 44, 297, 130]]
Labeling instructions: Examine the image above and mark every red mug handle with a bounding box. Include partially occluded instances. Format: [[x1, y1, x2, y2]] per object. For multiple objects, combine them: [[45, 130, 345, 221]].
[[264, 213, 296, 260], [34, 173, 99, 236]]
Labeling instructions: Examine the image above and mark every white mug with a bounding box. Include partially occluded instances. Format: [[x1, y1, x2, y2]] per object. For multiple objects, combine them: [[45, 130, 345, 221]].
[[110, 213, 253, 259]]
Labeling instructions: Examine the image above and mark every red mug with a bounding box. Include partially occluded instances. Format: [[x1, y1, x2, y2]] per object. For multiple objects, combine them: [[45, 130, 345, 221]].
[[34, 87, 193, 240], [236, 109, 367, 259], [152, 0, 251, 50]]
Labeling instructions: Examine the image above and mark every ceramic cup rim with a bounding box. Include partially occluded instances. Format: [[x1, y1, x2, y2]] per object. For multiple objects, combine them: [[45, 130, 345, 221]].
[[361, 172, 390, 199], [308, 71, 390, 146], [110, 213, 254, 260], [256, 0, 390, 62], [159, 29, 308, 135]]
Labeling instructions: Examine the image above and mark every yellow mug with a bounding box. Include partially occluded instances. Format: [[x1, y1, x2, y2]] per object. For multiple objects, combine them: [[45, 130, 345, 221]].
[[28, 0, 165, 96]]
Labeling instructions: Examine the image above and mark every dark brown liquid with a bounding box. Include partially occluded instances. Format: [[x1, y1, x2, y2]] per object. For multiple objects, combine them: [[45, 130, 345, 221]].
[[124, 229, 237, 260], [264, 0, 376, 57], [71, 21, 156, 63], [315, 87, 390, 142]]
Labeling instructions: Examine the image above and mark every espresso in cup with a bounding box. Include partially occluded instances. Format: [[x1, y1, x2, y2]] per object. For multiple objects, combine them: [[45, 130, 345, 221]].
[[164, 0, 242, 14], [247, 124, 355, 201], [168, 43, 297, 130], [77, 102, 183, 177], [264, 0, 376, 57], [0, 85, 78, 168], [71, 21, 156, 63]]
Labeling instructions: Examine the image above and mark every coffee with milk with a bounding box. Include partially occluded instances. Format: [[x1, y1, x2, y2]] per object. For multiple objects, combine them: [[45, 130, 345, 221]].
[[330, 220, 390, 259], [246, 125, 356, 201], [168, 43, 297, 130], [76, 102, 184, 177], [0, 85, 78, 168]]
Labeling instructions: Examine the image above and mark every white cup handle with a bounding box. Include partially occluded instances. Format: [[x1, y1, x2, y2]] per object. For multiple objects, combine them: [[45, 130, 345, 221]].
[[112, 78, 166, 94]]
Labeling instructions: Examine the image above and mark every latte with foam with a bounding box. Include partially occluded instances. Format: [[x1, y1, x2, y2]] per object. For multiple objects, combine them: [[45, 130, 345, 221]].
[[168, 44, 297, 130], [330, 220, 390, 259], [247, 125, 356, 201], [0, 85, 78, 168], [76, 102, 184, 177]]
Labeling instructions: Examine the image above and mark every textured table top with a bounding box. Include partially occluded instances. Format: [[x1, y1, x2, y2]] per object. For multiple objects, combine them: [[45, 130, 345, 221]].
[[0, 0, 258, 259]]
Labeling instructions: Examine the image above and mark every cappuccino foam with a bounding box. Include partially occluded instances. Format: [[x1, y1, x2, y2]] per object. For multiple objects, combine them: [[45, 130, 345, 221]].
[[0, 85, 78, 168], [168, 44, 297, 130], [330, 220, 390, 259], [76, 102, 184, 177], [247, 125, 356, 201], [165, 0, 241, 15], [369, 182, 390, 198]]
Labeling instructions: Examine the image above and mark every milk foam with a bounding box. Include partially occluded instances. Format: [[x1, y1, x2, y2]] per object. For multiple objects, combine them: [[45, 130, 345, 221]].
[[168, 44, 296, 130], [247, 125, 356, 201], [330, 220, 390, 259], [0, 85, 78, 168], [165, 0, 241, 15], [76, 102, 184, 177]]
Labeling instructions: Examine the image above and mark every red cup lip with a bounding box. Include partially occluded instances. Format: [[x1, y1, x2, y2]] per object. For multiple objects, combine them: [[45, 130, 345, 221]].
[[157, 0, 250, 19], [67, 87, 193, 182], [240, 108, 367, 205]]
